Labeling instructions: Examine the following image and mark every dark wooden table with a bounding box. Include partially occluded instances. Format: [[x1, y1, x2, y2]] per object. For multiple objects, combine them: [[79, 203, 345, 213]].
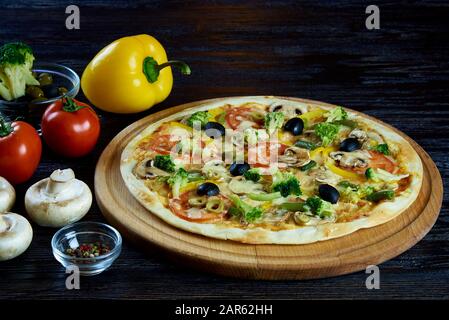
[[0, 0, 448, 300]]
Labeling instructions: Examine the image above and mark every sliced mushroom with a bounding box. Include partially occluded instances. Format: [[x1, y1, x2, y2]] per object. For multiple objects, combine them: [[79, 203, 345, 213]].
[[269, 102, 308, 119], [0, 177, 15, 213], [135, 159, 171, 179], [348, 128, 368, 143], [228, 176, 263, 195], [0, 212, 33, 261], [25, 169, 92, 228], [310, 167, 341, 186], [202, 160, 229, 180], [329, 150, 372, 168], [278, 146, 311, 167]]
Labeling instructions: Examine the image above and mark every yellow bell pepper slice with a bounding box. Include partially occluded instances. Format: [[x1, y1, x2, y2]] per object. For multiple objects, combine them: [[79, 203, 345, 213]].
[[326, 161, 363, 180], [208, 107, 225, 121], [168, 121, 192, 132], [299, 108, 327, 123], [310, 146, 336, 159]]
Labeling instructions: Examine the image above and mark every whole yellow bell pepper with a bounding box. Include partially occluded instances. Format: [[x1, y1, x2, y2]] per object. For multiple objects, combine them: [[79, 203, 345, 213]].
[[81, 34, 190, 113]]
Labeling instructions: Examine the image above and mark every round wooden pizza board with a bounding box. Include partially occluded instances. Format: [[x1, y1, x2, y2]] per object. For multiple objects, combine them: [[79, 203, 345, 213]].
[[94, 96, 443, 280]]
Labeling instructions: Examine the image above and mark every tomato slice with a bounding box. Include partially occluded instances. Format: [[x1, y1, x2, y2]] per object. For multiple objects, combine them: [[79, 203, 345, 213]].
[[143, 133, 180, 155], [225, 107, 261, 130], [368, 151, 396, 173], [168, 191, 225, 223], [251, 142, 288, 167]]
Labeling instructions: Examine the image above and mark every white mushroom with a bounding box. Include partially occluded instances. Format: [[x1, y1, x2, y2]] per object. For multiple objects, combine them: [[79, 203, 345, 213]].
[[269, 102, 308, 119], [0, 177, 15, 213], [25, 169, 92, 227], [278, 146, 311, 167], [134, 159, 171, 179], [310, 167, 341, 186], [329, 150, 372, 168], [0, 212, 33, 261], [348, 128, 368, 143]]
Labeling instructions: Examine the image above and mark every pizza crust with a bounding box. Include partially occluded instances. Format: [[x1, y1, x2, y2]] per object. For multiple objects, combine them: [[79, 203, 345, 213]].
[[120, 96, 423, 244]]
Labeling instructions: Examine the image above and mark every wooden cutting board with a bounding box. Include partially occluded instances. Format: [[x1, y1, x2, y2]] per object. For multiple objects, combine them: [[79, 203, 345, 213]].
[[94, 96, 443, 280]]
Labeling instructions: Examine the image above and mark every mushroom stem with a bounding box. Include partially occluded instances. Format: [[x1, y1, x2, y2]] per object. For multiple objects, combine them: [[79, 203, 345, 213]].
[[0, 215, 8, 233], [45, 169, 75, 195]]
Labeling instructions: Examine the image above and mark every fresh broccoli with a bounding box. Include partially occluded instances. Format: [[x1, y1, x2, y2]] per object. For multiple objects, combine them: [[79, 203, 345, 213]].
[[243, 168, 261, 182], [229, 195, 263, 222], [272, 172, 301, 197], [153, 155, 176, 173], [372, 143, 390, 155], [304, 196, 335, 219], [248, 171, 301, 201], [264, 112, 284, 135], [314, 122, 340, 146], [167, 168, 189, 199], [326, 107, 348, 123], [0, 42, 39, 101], [186, 111, 209, 128]]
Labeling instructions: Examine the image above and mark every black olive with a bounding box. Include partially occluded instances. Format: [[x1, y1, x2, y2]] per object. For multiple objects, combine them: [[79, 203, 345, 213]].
[[204, 121, 225, 138], [229, 162, 250, 176], [283, 117, 304, 136], [318, 184, 340, 204], [339, 138, 361, 152], [197, 182, 220, 197]]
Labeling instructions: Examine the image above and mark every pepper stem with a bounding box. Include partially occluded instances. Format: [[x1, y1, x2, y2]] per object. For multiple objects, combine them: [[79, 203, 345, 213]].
[[142, 57, 191, 84], [157, 60, 191, 75], [0, 116, 13, 138]]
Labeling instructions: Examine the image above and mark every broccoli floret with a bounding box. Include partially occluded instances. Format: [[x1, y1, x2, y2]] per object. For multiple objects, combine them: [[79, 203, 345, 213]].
[[272, 171, 301, 197], [248, 171, 301, 201], [304, 196, 335, 219], [229, 195, 263, 222], [167, 168, 189, 199], [0, 42, 39, 101], [372, 143, 390, 155], [243, 168, 261, 182], [153, 155, 176, 173], [314, 122, 340, 146], [326, 106, 348, 123], [186, 111, 209, 128], [264, 111, 284, 135], [339, 183, 375, 204]]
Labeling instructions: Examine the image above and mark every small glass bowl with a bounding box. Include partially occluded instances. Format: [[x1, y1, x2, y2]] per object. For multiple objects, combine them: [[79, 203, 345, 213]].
[[0, 62, 80, 127], [51, 222, 122, 276]]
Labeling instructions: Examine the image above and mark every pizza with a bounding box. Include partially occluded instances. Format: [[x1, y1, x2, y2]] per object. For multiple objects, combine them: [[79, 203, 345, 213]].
[[120, 96, 423, 244]]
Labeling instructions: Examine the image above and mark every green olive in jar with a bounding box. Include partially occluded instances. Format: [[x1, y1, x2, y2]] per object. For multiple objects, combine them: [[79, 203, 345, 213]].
[[38, 73, 53, 86], [26, 86, 45, 99]]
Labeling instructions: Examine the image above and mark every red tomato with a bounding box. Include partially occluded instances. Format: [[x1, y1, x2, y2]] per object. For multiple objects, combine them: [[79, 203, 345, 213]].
[[0, 118, 42, 184], [368, 150, 396, 173], [41, 98, 100, 158], [143, 133, 180, 155], [251, 142, 288, 167], [225, 107, 261, 130], [169, 191, 226, 222]]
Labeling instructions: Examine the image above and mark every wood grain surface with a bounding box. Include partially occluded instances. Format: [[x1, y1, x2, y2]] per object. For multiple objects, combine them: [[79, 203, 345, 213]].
[[0, 0, 448, 299], [95, 97, 442, 280]]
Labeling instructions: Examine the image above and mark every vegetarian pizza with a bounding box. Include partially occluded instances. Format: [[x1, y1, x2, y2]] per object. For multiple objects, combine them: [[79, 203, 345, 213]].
[[120, 96, 422, 244]]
